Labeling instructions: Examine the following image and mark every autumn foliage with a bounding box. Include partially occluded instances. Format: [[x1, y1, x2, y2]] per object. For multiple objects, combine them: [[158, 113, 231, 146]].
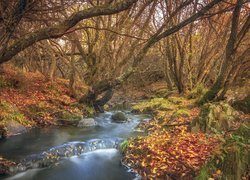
[[123, 99, 222, 179], [0, 65, 85, 126]]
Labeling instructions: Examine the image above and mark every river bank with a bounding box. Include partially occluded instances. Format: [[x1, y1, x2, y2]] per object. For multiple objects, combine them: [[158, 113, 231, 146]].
[[1, 65, 249, 179], [0, 111, 148, 179], [0, 65, 92, 139], [122, 96, 250, 179]]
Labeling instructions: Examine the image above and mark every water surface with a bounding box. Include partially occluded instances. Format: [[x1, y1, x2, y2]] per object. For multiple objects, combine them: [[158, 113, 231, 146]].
[[0, 112, 149, 180]]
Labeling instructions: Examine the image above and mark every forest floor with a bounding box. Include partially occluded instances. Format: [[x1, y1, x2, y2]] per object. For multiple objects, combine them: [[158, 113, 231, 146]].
[[0, 65, 249, 179], [120, 94, 250, 179], [0, 65, 89, 136]]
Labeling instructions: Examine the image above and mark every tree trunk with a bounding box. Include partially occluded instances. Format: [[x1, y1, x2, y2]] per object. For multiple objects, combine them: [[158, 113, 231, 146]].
[[79, 0, 223, 109], [69, 43, 77, 97], [201, 0, 244, 103]]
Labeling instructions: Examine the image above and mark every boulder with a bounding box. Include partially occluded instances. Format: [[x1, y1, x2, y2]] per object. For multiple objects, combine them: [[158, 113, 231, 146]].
[[111, 112, 128, 123], [4, 120, 27, 136], [191, 102, 239, 133], [77, 118, 97, 127], [55, 110, 83, 126]]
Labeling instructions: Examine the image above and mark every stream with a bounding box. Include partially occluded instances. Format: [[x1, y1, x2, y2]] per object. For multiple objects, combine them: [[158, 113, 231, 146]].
[[0, 111, 150, 180]]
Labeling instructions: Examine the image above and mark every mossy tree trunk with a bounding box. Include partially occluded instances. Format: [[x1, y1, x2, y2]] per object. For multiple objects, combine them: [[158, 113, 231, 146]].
[[79, 0, 223, 109], [201, 0, 250, 103]]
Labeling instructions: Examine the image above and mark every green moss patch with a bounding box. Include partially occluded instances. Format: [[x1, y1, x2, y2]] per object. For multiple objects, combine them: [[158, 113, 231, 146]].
[[188, 84, 208, 101], [171, 108, 191, 119], [132, 98, 175, 113], [54, 110, 83, 125], [0, 100, 31, 127]]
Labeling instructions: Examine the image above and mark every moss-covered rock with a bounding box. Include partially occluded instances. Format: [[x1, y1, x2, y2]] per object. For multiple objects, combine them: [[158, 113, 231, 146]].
[[77, 118, 97, 127], [191, 102, 239, 133], [132, 98, 175, 113], [111, 111, 128, 123], [0, 100, 30, 136], [54, 110, 83, 125]]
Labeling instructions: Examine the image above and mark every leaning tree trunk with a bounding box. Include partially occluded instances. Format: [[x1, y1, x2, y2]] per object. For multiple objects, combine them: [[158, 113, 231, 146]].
[[79, 0, 223, 110], [201, 0, 244, 103], [79, 80, 114, 112]]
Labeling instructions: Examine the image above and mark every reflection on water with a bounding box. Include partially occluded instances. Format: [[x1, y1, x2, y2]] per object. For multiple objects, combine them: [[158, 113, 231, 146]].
[[0, 112, 149, 180]]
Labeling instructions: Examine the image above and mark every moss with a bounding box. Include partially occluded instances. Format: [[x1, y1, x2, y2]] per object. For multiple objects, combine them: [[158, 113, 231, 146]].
[[199, 82, 220, 105], [132, 98, 175, 113], [168, 96, 187, 104], [28, 102, 53, 114], [55, 110, 82, 121], [195, 162, 214, 180], [155, 88, 170, 97], [26, 102, 54, 121], [82, 105, 95, 116], [120, 140, 129, 153], [191, 102, 239, 133], [0, 100, 31, 126], [233, 122, 250, 143], [171, 108, 190, 119], [188, 84, 208, 101]]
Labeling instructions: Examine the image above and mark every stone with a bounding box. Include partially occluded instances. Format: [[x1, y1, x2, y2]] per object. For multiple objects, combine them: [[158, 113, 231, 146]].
[[77, 118, 97, 127], [4, 120, 27, 136], [0, 157, 16, 175], [111, 112, 128, 123], [191, 102, 239, 133], [55, 110, 83, 126]]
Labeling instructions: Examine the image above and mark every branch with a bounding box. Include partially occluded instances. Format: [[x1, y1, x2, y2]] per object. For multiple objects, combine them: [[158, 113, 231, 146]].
[[120, 0, 223, 80], [0, 0, 138, 64], [66, 26, 148, 41]]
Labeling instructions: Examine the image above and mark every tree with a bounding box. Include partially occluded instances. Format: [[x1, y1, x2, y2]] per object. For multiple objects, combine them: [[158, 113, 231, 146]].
[[0, 0, 138, 64], [79, 0, 223, 111], [201, 0, 250, 103]]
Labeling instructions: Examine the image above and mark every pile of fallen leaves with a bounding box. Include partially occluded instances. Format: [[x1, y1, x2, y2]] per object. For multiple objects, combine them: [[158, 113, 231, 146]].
[[0, 156, 16, 174], [0, 65, 86, 126], [123, 131, 220, 179], [123, 99, 221, 179]]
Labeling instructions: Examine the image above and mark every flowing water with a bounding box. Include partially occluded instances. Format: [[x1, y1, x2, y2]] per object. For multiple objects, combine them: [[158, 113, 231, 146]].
[[0, 112, 150, 180]]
